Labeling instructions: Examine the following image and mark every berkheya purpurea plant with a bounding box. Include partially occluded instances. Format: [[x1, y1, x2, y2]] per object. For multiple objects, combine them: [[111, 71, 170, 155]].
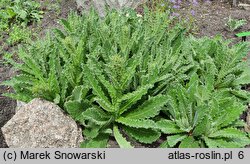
[[65, 8, 193, 148]]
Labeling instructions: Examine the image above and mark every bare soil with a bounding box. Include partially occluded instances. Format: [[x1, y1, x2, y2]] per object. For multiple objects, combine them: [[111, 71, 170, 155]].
[[1, 0, 250, 148], [190, 0, 250, 46]]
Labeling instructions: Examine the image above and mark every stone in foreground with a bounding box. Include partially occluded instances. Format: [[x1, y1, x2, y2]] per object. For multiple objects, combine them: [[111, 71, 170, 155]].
[[1, 98, 83, 148]]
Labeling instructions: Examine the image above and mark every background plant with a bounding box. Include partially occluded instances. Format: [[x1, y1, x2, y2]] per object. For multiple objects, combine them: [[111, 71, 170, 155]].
[[226, 16, 247, 32], [0, 0, 43, 26], [0, 0, 44, 56], [7, 24, 32, 46], [146, 0, 207, 34]]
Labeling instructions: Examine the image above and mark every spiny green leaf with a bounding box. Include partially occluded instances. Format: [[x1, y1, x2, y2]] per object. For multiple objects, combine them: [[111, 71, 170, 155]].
[[167, 134, 187, 147], [53, 28, 66, 39], [232, 66, 250, 86], [94, 97, 115, 113], [80, 107, 110, 125], [80, 133, 109, 148], [192, 116, 210, 136], [97, 73, 117, 101], [115, 117, 157, 129], [160, 140, 170, 148], [84, 65, 113, 112], [213, 101, 245, 128], [120, 55, 142, 89], [116, 117, 157, 129], [204, 137, 242, 148], [113, 125, 133, 148], [64, 100, 84, 120], [179, 136, 200, 148], [83, 123, 101, 139], [230, 90, 250, 101], [209, 128, 246, 139], [0, 74, 36, 86], [124, 94, 168, 119], [156, 120, 185, 134], [123, 126, 161, 144], [2, 92, 33, 103], [118, 84, 153, 114], [71, 85, 89, 102], [232, 136, 250, 147], [60, 19, 72, 32]]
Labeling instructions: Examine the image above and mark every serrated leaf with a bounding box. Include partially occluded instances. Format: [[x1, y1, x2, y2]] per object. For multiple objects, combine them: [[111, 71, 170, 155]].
[[124, 95, 168, 119], [60, 19, 72, 32], [167, 134, 187, 147], [113, 125, 133, 148], [186, 73, 199, 100], [120, 55, 141, 89], [118, 84, 153, 114], [160, 140, 170, 148], [231, 90, 250, 101], [179, 136, 200, 148], [233, 136, 250, 147], [84, 65, 113, 112], [231, 119, 246, 127], [94, 97, 115, 113], [64, 100, 83, 120], [193, 105, 209, 128], [0, 74, 35, 86], [53, 94, 60, 104], [80, 133, 109, 148], [71, 85, 89, 102], [213, 101, 245, 128], [233, 67, 250, 85], [53, 28, 66, 38], [97, 73, 117, 101], [192, 116, 210, 136], [83, 123, 102, 139], [116, 117, 157, 129], [2, 92, 33, 103], [204, 137, 241, 148], [80, 107, 110, 125], [123, 126, 161, 144], [156, 120, 185, 134], [209, 128, 246, 138]]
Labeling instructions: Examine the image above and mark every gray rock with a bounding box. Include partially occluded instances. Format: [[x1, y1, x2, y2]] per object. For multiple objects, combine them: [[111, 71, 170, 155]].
[[238, 3, 250, 10], [233, 0, 237, 7], [1, 98, 83, 148]]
